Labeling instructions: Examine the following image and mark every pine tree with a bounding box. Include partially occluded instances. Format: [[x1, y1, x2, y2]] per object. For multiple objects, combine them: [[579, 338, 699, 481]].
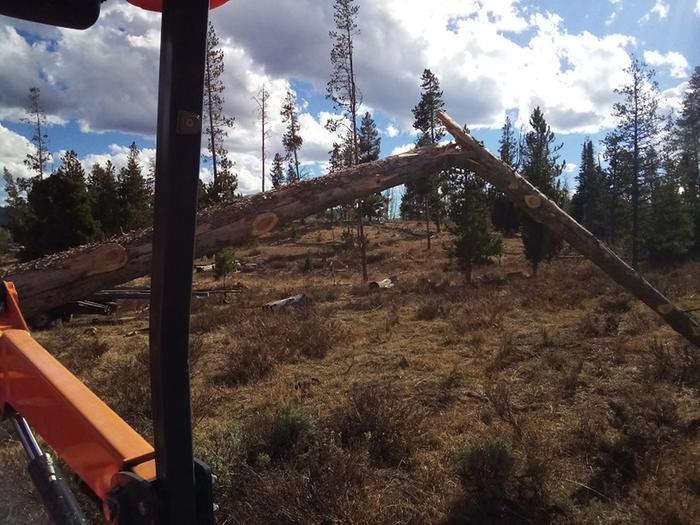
[[357, 112, 387, 221], [404, 69, 446, 248], [358, 111, 380, 163], [55, 150, 86, 184], [492, 116, 520, 234], [88, 161, 120, 236], [203, 22, 236, 196], [22, 151, 100, 258], [520, 107, 565, 276], [675, 66, 700, 251], [21, 87, 51, 179], [327, 0, 361, 164], [645, 177, 694, 264], [2, 168, 31, 245], [444, 168, 503, 284], [570, 140, 609, 237], [611, 57, 662, 268], [281, 90, 303, 183], [270, 153, 285, 189], [117, 143, 151, 231], [286, 162, 299, 185], [254, 85, 271, 192]]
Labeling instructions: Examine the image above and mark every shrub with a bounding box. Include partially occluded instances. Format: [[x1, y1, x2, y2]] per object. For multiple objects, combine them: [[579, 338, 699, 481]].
[[333, 384, 423, 467], [245, 402, 317, 465], [214, 247, 237, 281], [224, 311, 337, 384], [648, 339, 700, 386], [415, 300, 446, 321], [450, 435, 557, 524]]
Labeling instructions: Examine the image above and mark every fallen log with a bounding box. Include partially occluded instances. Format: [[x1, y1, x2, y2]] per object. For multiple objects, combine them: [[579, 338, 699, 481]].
[[3, 145, 471, 318], [369, 277, 396, 289], [263, 294, 311, 311], [436, 109, 700, 347]]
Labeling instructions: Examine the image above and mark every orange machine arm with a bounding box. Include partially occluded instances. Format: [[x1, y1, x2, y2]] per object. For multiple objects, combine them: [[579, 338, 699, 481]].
[[0, 281, 156, 502]]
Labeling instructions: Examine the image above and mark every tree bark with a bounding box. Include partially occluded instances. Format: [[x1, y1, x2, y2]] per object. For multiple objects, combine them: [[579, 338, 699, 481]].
[[436, 109, 700, 347], [3, 145, 470, 318]]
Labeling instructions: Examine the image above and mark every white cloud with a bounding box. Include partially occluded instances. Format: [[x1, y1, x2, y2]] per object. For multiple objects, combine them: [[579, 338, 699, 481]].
[[651, 1, 669, 18], [564, 162, 577, 174], [640, 1, 669, 22], [0, 123, 33, 179], [81, 144, 156, 175], [0, 0, 687, 197], [385, 124, 399, 137], [390, 143, 415, 156], [643, 50, 689, 79], [696, 0, 700, 15]]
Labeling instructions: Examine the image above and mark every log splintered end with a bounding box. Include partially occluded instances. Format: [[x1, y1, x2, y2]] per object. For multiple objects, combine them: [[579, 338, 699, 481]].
[[524, 194, 542, 209], [251, 212, 279, 236], [86, 243, 128, 276]]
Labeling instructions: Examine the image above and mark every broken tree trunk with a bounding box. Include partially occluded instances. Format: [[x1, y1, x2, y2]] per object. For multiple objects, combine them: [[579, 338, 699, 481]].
[[437, 109, 700, 347], [3, 145, 471, 318]]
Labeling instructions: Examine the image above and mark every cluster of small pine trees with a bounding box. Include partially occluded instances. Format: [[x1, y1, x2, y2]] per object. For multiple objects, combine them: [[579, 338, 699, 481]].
[[400, 61, 700, 277], [3, 143, 152, 259]]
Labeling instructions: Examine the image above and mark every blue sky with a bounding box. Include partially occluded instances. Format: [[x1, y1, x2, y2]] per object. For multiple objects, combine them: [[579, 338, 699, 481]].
[[1, 0, 698, 198]]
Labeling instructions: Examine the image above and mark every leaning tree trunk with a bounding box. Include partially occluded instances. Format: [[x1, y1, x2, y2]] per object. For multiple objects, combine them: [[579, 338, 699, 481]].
[[436, 109, 700, 348], [3, 145, 471, 318]]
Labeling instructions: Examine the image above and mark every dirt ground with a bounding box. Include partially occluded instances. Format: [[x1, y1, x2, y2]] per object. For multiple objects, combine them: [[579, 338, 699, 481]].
[[1, 220, 699, 524]]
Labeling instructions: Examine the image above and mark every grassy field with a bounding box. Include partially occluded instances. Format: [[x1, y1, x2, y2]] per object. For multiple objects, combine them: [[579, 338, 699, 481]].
[[1, 220, 699, 524]]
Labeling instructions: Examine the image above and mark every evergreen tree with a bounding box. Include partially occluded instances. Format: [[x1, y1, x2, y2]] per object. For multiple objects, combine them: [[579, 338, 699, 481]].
[[675, 66, 700, 251], [611, 57, 662, 268], [281, 90, 303, 183], [286, 162, 299, 185], [208, 157, 237, 203], [22, 151, 100, 258], [327, 0, 370, 279], [21, 87, 51, 179], [492, 116, 520, 234], [645, 176, 694, 264], [203, 22, 236, 193], [327, 0, 361, 164], [358, 111, 380, 163], [88, 161, 120, 236], [270, 153, 285, 189], [403, 69, 446, 247], [570, 140, 608, 237], [520, 107, 565, 275], [117, 143, 151, 231], [602, 131, 632, 247], [444, 168, 503, 284], [357, 112, 387, 221], [2, 168, 31, 245], [55, 150, 86, 184]]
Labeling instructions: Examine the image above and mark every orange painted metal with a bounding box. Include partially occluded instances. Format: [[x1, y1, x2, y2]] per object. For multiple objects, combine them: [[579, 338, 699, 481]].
[[0, 282, 156, 500]]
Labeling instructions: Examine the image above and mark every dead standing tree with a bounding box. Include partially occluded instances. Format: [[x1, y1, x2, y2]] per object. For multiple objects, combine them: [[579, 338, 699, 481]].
[[436, 109, 700, 347]]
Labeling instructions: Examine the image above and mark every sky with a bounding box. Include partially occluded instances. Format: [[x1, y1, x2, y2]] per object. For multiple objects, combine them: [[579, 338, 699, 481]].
[[0, 0, 699, 198]]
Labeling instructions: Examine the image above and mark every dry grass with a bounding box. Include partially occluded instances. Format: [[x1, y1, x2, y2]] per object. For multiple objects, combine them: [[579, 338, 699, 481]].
[[3, 223, 700, 524]]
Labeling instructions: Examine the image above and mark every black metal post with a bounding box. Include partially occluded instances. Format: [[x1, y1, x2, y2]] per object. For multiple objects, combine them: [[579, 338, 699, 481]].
[[149, 1, 210, 524]]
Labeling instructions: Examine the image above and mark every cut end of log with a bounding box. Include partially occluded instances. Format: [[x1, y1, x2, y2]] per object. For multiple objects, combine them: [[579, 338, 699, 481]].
[[524, 194, 542, 209], [85, 243, 128, 276], [251, 212, 279, 236]]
